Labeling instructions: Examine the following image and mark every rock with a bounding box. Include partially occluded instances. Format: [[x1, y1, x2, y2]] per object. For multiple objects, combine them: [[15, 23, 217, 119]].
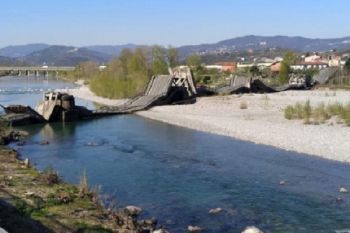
[[153, 229, 169, 233], [187, 225, 202, 232], [0, 227, 9, 233], [23, 158, 30, 168], [336, 197, 343, 203], [209, 207, 222, 214], [24, 191, 35, 197], [39, 140, 49, 145], [242, 226, 264, 233], [279, 180, 286, 185], [125, 205, 142, 216], [340, 187, 348, 193]]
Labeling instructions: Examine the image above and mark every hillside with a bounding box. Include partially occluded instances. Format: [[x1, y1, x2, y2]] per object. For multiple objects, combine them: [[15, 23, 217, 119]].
[[0, 44, 49, 58], [85, 44, 140, 57], [177, 35, 350, 57], [1, 35, 350, 66], [23, 46, 112, 66]]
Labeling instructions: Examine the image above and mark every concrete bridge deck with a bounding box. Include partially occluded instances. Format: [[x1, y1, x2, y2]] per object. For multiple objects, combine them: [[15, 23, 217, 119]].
[[0, 66, 75, 72]]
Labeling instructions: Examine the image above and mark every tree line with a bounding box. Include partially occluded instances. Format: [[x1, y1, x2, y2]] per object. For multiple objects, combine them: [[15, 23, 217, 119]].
[[71, 46, 180, 99]]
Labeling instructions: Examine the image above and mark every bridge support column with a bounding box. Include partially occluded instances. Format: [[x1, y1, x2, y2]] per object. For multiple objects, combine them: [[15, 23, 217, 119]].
[[35, 70, 39, 77], [45, 71, 49, 77]]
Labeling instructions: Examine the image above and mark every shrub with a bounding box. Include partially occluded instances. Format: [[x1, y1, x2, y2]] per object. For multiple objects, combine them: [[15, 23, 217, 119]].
[[312, 103, 330, 124], [284, 101, 350, 126], [303, 100, 312, 124], [41, 166, 60, 186]]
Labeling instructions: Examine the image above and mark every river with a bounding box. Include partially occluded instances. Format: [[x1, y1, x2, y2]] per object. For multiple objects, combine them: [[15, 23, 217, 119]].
[[1, 76, 350, 233]]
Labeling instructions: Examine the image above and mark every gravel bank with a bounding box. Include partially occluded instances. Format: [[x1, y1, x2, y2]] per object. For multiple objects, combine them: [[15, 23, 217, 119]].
[[137, 90, 350, 163]]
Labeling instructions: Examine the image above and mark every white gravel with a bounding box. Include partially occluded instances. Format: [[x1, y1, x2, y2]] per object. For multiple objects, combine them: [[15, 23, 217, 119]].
[[136, 90, 350, 163]]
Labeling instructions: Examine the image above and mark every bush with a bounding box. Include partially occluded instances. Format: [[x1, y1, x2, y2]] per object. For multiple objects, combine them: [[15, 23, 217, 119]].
[[284, 105, 295, 120], [41, 166, 60, 186], [284, 101, 350, 126]]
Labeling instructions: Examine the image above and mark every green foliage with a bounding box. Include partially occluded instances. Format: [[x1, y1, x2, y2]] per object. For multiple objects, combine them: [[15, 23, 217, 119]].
[[186, 54, 201, 68], [167, 46, 179, 68], [151, 46, 169, 75], [89, 46, 173, 99], [90, 50, 149, 99], [283, 51, 298, 66], [249, 65, 261, 76], [278, 51, 298, 84], [303, 100, 312, 124], [278, 62, 290, 84], [284, 101, 350, 126], [41, 166, 60, 186], [345, 58, 350, 72]]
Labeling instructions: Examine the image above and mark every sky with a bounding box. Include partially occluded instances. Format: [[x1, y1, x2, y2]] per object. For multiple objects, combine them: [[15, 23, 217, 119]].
[[1, 0, 349, 47]]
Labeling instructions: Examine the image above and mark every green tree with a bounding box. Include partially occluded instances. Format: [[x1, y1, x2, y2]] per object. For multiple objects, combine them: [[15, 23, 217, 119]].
[[167, 46, 179, 68], [278, 62, 290, 84], [278, 51, 298, 84], [283, 51, 298, 66], [249, 65, 260, 76], [151, 46, 168, 75], [74, 61, 99, 80], [345, 58, 350, 72], [186, 54, 201, 68]]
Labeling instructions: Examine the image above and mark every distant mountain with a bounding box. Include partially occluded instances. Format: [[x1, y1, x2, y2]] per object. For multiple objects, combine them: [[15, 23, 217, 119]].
[[0, 56, 28, 66], [85, 44, 140, 57], [24, 45, 112, 66], [1, 35, 350, 66], [0, 43, 49, 58], [178, 35, 350, 57]]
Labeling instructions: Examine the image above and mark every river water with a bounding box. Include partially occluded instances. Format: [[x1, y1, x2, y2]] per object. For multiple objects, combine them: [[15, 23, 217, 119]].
[[2, 76, 350, 233]]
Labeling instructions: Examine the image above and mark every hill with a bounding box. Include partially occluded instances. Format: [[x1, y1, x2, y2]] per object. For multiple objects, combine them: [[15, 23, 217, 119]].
[[23, 46, 112, 66], [177, 35, 350, 57], [85, 44, 140, 57], [0, 43, 49, 58]]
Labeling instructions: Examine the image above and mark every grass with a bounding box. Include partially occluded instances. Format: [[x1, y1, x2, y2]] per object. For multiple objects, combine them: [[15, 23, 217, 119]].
[[0, 147, 153, 232], [284, 100, 350, 126]]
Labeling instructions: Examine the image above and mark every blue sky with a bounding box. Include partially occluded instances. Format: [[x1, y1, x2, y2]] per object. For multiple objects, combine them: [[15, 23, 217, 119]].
[[1, 0, 349, 47]]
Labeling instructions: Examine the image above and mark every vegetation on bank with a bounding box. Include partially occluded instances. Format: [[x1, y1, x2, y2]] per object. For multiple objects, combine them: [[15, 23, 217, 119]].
[[0, 146, 160, 233], [284, 100, 350, 125], [64, 46, 178, 99]]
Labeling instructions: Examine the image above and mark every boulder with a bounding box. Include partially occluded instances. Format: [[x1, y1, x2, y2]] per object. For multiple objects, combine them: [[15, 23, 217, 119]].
[[339, 187, 348, 193], [125, 205, 142, 216], [0, 227, 9, 233], [187, 225, 202, 232], [209, 207, 222, 214], [242, 226, 264, 233]]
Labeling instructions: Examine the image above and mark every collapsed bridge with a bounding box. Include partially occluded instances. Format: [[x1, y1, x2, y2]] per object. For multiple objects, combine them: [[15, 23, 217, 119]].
[[1, 67, 197, 125], [94, 66, 197, 115]]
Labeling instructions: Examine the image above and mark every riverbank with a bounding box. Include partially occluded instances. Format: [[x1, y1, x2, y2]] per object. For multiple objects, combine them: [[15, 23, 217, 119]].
[[58, 82, 350, 162], [136, 89, 350, 163], [0, 146, 161, 233], [59, 80, 129, 106]]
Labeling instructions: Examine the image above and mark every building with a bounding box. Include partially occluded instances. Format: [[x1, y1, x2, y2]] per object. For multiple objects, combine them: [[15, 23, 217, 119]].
[[270, 61, 281, 72], [205, 62, 236, 73], [291, 61, 328, 70], [216, 62, 236, 73]]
